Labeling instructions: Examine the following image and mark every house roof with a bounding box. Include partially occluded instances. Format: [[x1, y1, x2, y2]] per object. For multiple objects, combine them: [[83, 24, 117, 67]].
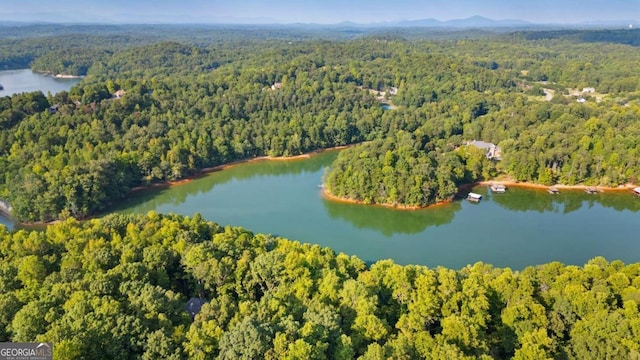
[[468, 140, 496, 149]]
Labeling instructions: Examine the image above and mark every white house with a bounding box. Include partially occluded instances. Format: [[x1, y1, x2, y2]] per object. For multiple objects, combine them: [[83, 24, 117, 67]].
[[467, 140, 501, 160]]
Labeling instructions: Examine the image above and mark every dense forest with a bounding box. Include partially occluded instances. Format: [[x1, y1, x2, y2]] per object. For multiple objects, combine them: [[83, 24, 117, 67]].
[[323, 132, 496, 207], [0, 213, 639, 359], [2, 27, 640, 218], [0, 25, 640, 359]]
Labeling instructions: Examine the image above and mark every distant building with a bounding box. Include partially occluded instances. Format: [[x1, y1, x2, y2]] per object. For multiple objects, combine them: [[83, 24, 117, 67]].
[[112, 89, 126, 99], [467, 140, 501, 160], [388, 87, 398, 95], [270, 82, 283, 90], [577, 97, 586, 103], [48, 104, 59, 114], [582, 87, 595, 93]]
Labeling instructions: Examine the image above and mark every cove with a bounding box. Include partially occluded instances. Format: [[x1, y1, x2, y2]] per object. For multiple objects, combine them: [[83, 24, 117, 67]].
[[0, 69, 81, 97], [110, 150, 640, 269]]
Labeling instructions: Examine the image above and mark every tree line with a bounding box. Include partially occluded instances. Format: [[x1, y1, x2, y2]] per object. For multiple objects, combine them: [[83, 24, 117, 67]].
[[1, 212, 638, 359], [1, 29, 640, 218]]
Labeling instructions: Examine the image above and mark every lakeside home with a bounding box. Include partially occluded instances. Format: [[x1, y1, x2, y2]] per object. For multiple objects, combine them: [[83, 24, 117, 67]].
[[467, 140, 501, 160]]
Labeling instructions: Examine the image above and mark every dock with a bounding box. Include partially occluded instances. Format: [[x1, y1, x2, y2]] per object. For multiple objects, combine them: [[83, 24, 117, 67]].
[[584, 187, 598, 194], [547, 187, 559, 194], [490, 184, 506, 193], [633, 187, 640, 196], [467, 192, 482, 202]]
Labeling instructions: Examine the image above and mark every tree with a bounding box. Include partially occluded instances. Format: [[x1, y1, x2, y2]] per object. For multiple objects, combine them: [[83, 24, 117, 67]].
[[217, 316, 274, 360]]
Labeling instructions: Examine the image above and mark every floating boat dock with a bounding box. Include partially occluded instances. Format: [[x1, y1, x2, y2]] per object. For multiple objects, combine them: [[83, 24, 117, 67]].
[[547, 187, 559, 194], [584, 187, 598, 194], [633, 187, 640, 196], [467, 192, 482, 202], [490, 184, 506, 193]]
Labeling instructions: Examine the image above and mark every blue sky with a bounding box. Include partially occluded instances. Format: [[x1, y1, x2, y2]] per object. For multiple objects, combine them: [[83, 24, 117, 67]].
[[3, 0, 639, 24]]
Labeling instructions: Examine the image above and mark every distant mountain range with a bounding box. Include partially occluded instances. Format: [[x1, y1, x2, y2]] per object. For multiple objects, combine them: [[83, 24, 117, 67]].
[[1, 14, 638, 29], [358, 15, 535, 28], [335, 16, 640, 29]]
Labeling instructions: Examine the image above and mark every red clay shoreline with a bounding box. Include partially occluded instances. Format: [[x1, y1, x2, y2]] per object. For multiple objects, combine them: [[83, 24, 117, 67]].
[[321, 180, 639, 211], [476, 180, 637, 193], [9, 146, 352, 227], [8, 147, 639, 224], [320, 188, 452, 211]]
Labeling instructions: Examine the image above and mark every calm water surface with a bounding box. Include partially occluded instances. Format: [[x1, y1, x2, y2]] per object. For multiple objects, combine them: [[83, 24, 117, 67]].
[[112, 151, 640, 269], [0, 69, 81, 96], [1, 70, 635, 269]]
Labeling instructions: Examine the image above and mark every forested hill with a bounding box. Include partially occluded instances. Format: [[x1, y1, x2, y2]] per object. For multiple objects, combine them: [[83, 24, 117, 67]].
[[1, 28, 640, 220], [1, 26, 640, 359], [518, 28, 640, 46], [1, 212, 639, 359]]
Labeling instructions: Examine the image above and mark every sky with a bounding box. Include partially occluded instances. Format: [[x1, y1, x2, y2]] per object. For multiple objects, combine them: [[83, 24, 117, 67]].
[[2, 0, 639, 25]]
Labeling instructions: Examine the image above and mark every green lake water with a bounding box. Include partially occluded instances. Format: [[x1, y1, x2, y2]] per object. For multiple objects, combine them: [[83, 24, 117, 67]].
[[112, 150, 640, 269]]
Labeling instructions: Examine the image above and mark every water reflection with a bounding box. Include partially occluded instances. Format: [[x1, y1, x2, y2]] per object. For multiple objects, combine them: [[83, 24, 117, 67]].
[[20, 149, 640, 269], [322, 198, 461, 236], [110, 151, 338, 213], [486, 186, 640, 214]]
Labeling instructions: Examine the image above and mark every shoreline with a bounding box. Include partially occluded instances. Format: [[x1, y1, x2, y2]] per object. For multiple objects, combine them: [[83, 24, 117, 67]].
[[321, 180, 639, 211], [32, 70, 85, 79], [53, 74, 85, 79], [476, 180, 637, 193], [128, 145, 351, 194], [5, 146, 352, 227], [4, 148, 638, 225], [320, 187, 452, 211]]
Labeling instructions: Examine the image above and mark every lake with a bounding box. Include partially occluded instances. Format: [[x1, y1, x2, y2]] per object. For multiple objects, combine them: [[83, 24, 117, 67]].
[[0, 69, 82, 97], [111, 150, 640, 269]]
